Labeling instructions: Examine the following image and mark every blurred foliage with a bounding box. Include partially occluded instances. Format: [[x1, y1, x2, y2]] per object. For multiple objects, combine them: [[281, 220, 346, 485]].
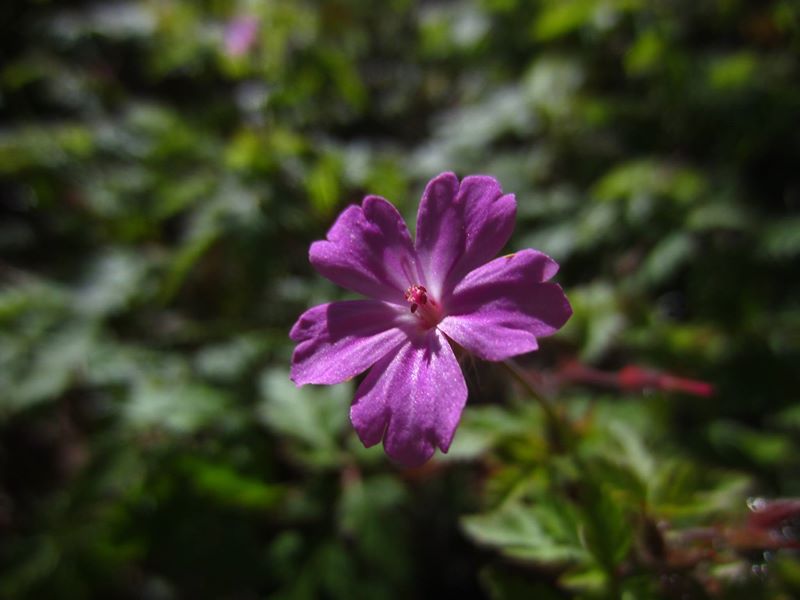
[[1, 0, 799, 598]]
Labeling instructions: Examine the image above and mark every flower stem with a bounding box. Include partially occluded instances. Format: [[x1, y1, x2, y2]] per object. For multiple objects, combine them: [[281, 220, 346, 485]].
[[501, 359, 571, 453]]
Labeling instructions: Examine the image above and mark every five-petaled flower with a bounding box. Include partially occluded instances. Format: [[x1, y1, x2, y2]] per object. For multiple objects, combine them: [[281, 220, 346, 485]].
[[290, 172, 572, 467]]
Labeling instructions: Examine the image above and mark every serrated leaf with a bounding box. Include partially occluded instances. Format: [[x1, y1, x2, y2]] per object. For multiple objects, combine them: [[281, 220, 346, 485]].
[[650, 459, 751, 521], [462, 500, 586, 564], [583, 457, 647, 505], [580, 484, 633, 571]]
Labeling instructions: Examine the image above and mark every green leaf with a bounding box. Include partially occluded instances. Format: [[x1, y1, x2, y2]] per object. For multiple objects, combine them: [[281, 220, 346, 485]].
[[523, 54, 583, 120], [462, 500, 586, 564], [306, 152, 344, 216], [532, 0, 642, 41], [337, 475, 411, 581], [768, 403, 800, 431], [625, 30, 667, 75], [687, 200, 752, 232], [565, 282, 627, 361], [1, 323, 97, 416], [707, 52, 758, 91], [607, 422, 656, 484], [580, 484, 633, 572], [649, 459, 751, 521], [761, 216, 800, 259], [0, 278, 69, 323], [179, 457, 284, 510], [194, 334, 269, 381], [74, 250, 150, 317], [583, 456, 647, 505], [520, 222, 578, 263], [593, 159, 706, 206], [532, 0, 598, 41], [708, 421, 796, 466], [636, 232, 695, 287], [649, 460, 702, 516], [559, 566, 607, 594], [443, 405, 531, 460], [125, 378, 235, 435], [256, 368, 350, 466]]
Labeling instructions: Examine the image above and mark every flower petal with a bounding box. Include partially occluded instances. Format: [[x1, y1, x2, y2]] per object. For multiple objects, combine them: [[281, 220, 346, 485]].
[[414, 172, 461, 299], [310, 196, 421, 302], [415, 173, 516, 299], [438, 249, 571, 361], [458, 174, 517, 275], [350, 329, 467, 467], [290, 300, 410, 385]]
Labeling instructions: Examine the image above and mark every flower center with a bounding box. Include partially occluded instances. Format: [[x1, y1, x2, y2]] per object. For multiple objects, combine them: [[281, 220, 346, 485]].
[[404, 284, 443, 328]]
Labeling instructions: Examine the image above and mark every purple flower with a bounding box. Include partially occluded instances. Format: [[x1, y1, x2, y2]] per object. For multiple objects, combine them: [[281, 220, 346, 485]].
[[224, 16, 259, 57], [290, 172, 572, 467]]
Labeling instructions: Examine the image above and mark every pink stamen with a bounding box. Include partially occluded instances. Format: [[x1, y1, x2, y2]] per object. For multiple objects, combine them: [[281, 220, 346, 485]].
[[404, 284, 428, 305], [404, 284, 442, 328]]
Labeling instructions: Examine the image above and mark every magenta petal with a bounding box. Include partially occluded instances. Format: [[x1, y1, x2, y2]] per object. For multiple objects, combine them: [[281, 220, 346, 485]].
[[415, 172, 461, 298], [290, 300, 410, 386], [415, 173, 516, 298], [438, 249, 572, 361], [350, 329, 467, 467], [310, 196, 421, 302], [457, 175, 516, 275]]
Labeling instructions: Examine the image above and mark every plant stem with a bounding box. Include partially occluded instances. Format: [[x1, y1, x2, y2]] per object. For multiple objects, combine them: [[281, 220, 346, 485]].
[[501, 359, 571, 452]]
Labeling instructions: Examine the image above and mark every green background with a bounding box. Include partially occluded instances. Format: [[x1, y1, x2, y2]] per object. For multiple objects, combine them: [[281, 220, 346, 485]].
[[1, 0, 799, 598]]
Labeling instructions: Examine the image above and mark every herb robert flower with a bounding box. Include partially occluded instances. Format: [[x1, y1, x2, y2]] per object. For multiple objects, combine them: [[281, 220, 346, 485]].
[[291, 173, 572, 466]]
